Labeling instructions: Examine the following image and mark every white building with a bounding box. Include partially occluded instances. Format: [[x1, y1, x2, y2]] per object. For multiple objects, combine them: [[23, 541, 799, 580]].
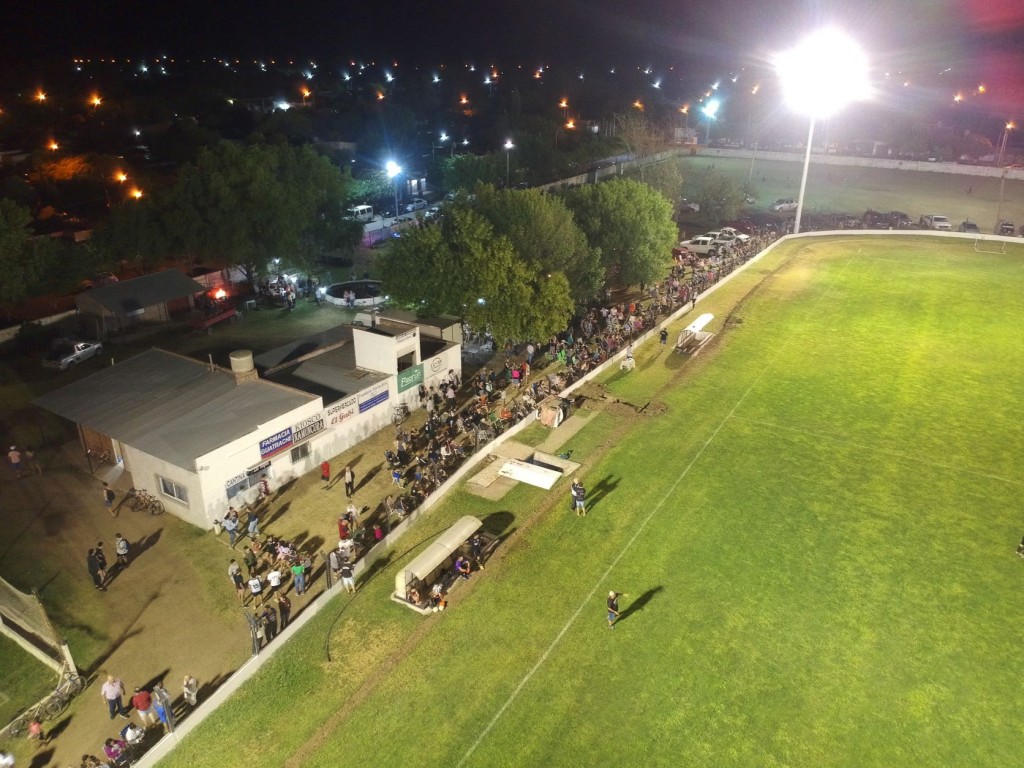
[[35, 316, 462, 528]]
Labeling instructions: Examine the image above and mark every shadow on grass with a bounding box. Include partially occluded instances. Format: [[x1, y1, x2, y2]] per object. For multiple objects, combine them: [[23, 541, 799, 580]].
[[617, 586, 664, 625], [86, 591, 161, 676]]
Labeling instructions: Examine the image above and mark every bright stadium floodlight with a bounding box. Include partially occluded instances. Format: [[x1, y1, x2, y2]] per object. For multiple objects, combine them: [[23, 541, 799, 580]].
[[776, 28, 870, 234]]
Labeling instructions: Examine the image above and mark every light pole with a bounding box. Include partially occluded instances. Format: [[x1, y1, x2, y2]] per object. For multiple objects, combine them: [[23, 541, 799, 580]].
[[555, 121, 575, 147], [386, 160, 402, 226], [776, 28, 870, 234], [701, 99, 720, 145], [503, 139, 514, 187], [996, 121, 1015, 167]]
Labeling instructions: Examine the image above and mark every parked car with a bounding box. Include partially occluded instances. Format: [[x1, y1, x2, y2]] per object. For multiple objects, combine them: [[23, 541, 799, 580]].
[[77, 272, 119, 291], [995, 220, 1016, 236], [771, 198, 797, 212], [403, 198, 428, 213], [679, 199, 700, 213], [919, 214, 951, 231], [957, 220, 980, 234], [681, 235, 725, 256], [43, 341, 103, 370], [888, 211, 914, 229], [862, 209, 889, 228]]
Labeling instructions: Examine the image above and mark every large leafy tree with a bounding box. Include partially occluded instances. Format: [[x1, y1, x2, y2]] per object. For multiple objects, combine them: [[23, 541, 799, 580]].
[[379, 208, 573, 344], [471, 185, 602, 302], [562, 177, 677, 288], [161, 142, 353, 282], [0, 200, 57, 314], [696, 172, 745, 226], [91, 198, 170, 272]]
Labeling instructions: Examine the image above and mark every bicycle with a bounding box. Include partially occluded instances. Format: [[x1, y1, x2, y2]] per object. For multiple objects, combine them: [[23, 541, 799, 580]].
[[393, 403, 410, 427], [8, 667, 86, 735], [127, 488, 165, 515], [87, 446, 111, 464]]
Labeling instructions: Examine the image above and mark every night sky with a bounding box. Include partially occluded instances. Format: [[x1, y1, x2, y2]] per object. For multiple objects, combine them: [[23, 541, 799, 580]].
[[4, 0, 1022, 109]]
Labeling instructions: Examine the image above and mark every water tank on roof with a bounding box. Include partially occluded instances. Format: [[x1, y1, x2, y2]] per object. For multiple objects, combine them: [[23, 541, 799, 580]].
[[229, 350, 254, 374]]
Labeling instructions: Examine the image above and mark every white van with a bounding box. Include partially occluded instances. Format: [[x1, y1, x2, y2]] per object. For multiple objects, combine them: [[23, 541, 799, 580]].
[[346, 205, 374, 222]]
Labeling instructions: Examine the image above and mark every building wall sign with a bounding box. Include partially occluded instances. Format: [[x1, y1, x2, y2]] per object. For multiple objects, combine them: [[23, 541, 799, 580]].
[[397, 363, 424, 393], [326, 395, 358, 426], [292, 413, 325, 443], [358, 380, 389, 413], [395, 329, 417, 343], [259, 427, 293, 459]]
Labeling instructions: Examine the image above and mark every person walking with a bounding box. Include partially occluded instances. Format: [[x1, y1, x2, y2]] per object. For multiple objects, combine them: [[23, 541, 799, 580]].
[[242, 547, 258, 579], [222, 510, 239, 547], [246, 508, 260, 540], [320, 460, 331, 487], [340, 559, 356, 593], [152, 682, 174, 732], [7, 446, 23, 479], [261, 604, 279, 642], [101, 675, 129, 719], [607, 591, 621, 629], [114, 533, 131, 569], [23, 447, 42, 476], [660, 328, 669, 345], [102, 482, 116, 516], [87, 549, 105, 591], [343, 465, 356, 497]]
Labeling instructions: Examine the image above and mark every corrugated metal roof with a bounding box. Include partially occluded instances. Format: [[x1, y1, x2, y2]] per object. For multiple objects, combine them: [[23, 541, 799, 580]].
[[75, 270, 204, 316], [34, 349, 317, 471]]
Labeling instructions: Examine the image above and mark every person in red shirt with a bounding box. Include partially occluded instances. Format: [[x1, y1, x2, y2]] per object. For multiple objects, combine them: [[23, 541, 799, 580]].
[[320, 460, 330, 487], [131, 687, 157, 727]]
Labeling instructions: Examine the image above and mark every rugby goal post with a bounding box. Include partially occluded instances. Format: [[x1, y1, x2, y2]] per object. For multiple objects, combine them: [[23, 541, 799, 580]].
[[974, 237, 1006, 254]]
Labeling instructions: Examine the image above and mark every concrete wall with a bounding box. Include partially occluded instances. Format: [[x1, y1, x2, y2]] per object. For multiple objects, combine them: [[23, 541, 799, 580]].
[[0, 310, 78, 344]]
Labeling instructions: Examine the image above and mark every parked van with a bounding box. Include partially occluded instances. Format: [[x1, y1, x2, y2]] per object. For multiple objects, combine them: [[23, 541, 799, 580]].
[[346, 205, 374, 222]]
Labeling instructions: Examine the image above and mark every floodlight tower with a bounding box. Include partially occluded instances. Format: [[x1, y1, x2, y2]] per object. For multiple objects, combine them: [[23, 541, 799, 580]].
[[776, 29, 871, 234]]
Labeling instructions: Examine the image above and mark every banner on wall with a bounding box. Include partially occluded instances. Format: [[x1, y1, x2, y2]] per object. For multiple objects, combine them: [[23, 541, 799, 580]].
[[292, 412, 325, 443], [358, 380, 390, 413], [326, 395, 358, 426], [259, 427, 293, 459], [397, 363, 424, 393]]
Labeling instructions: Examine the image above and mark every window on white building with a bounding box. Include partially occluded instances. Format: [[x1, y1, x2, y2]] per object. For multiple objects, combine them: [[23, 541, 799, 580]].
[[290, 442, 310, 462], [159, 476, 189, 504]]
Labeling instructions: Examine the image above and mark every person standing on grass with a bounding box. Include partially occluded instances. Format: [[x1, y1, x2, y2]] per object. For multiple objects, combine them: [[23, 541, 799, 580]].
[[343, 465, 356, 497], [660, 328, 669, 345], [115, 533, 131, 568], [131, 687, 157, 728], [320, 460, 331, 487], [607, 591, 621, 629], [340, 559, 356, 593], [572, 478, 587, 517], [94, 542, 109, 584], [291, 561, 306, 595], [246, 508, 260, 540], [87, 549, 106, 591], [228, 559, 245, 603], [277, 593, 291, 630], [7, 446, 23, 479], [102, 482, 116, 515], [222, 510, 239, 547], [101, 675, 129, 719], [182, 675, 199, 708]]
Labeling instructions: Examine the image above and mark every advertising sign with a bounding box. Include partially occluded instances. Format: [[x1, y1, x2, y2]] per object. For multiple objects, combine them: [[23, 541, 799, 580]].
[[358, 380, 390, 413], [326, 395, 358, 426], [259, 427, 293, 459], [292, 412, 325, 443], [397, 363, 424, 393]]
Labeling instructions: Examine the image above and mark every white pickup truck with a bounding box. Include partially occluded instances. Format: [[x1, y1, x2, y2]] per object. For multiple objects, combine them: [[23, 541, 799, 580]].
[[919, 214, 951, 231], [680, 235, 727, 256]]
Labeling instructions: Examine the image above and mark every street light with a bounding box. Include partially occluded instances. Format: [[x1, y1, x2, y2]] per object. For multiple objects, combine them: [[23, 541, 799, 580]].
[[555, 121, 575, 147], [701, 99, 720, 145], [996, 121, 1015, 166], [503, 139, 514, 187], [776, 28, 870, 234], [386, 160, 402, 224]]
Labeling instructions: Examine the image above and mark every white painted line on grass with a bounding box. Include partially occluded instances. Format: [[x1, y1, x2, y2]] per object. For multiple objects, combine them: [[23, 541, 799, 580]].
[[730, 415, 1023, 486], [458, 255, 857, 765]]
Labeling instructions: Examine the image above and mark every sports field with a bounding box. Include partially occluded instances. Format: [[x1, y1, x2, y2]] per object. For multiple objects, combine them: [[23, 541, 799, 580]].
[[160, 235, 1024, 768]]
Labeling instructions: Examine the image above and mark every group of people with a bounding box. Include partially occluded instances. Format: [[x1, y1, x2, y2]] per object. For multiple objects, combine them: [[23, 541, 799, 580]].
[[86, 537, 130, 591], [6, 444, 42, 479]]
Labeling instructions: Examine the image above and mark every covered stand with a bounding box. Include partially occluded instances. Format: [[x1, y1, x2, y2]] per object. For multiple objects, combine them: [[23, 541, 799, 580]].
[[393, 516, 482, 611], [675, 313, 715, 354]]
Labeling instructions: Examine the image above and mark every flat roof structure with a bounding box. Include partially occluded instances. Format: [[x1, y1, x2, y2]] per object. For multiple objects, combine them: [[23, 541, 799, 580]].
[[34, 349, 317, 471]]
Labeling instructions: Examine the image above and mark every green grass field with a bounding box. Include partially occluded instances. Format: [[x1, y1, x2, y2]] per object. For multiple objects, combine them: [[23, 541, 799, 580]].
[[159, 235, 1021, 767]]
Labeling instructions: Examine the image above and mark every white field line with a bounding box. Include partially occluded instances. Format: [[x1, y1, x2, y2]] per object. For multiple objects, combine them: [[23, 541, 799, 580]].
[[729, 415, 1023, 486], [457, 255, 859, 766]]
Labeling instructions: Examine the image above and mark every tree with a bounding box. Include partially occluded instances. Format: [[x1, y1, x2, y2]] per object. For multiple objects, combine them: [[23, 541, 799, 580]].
[[0, 199, 57, 313], [440, 153, 501, 192], [161, 142, 352, 281], [614, 112, 665, 181], [471, 185, 602, 302], [624, 159, 683, 208], [696, 172, 745, 225], [91, 198, 169, 272], [379, 208, 573, 344], [562, 178, 677, 288]]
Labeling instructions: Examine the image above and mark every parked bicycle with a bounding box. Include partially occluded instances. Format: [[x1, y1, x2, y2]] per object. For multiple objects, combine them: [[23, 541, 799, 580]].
[[393, 403, 410, 427], [8, 666, 86, 736], [86, 446, 111, 464], [127, 488, 164, 515]]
